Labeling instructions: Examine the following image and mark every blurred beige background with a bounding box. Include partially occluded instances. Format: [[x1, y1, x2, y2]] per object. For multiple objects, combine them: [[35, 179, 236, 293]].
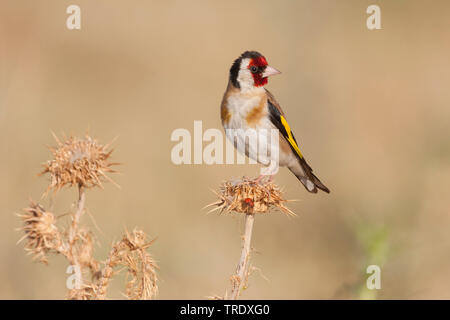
[[1, 0, 450, 299]]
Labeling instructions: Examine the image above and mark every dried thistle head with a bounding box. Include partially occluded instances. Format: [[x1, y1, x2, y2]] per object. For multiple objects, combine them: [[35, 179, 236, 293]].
[[40, 133, 119, 195], [94, 229, 158, 300], [121, 229, 159, 300], [209, 178, 295, 216], [17, 201, 62, 264]]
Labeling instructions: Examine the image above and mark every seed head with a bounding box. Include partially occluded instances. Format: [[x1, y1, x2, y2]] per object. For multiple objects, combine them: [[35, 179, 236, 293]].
[[209, 178, 295, 216], [118, 229, 159, 300], [17, 201, 63, 264], [92, 229, 158, 300], [40, 133, 119, 195]]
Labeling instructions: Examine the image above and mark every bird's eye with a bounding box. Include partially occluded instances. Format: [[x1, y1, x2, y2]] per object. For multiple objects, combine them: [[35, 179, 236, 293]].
[[250, 66, 258, 73]]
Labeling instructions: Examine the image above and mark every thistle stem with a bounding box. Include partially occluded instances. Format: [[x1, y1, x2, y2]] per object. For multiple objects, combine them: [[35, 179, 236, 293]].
[[68, 185, 86, 287], [230, 213, 255, 300]]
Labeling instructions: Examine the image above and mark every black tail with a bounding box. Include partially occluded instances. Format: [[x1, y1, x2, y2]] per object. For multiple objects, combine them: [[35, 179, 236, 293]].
[[310, 172, 330, 193], [289, 159, 330, 194]]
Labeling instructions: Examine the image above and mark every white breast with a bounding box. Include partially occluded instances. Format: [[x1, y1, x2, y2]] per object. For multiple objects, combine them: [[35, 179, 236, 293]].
[[225, 93, 262, 130], [223, 89, 280, 169]]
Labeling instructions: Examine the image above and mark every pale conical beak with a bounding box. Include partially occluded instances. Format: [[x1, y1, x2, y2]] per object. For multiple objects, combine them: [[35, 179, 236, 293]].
[[262, 65, 281, 78]]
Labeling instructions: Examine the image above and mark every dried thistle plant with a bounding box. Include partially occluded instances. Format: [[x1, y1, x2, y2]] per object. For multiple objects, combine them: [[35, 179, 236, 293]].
[[67, 229, 158, 300], [209, 177, 294, 216], [40, 133, 119, 195], [207, 177, 294, 300], [17, 133, 158, 300], [17, 201, 63, 264]]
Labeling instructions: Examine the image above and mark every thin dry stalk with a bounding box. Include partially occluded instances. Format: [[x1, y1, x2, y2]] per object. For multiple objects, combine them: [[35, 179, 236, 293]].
[[68, 185, 86, 286], [230, 213, 255, 299]]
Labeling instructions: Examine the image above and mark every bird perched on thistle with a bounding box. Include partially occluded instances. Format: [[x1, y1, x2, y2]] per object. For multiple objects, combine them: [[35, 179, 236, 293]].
[[220, 51, 330, 194]]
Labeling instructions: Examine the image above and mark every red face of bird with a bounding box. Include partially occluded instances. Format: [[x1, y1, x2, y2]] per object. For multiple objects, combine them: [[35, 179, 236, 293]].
[[229, 51, 281, 92]]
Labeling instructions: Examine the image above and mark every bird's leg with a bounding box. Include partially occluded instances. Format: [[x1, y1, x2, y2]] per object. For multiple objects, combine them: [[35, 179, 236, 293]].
[[253, 174, 274, 185], [252, 175, 273, 199], [253, 174, 265, 184]]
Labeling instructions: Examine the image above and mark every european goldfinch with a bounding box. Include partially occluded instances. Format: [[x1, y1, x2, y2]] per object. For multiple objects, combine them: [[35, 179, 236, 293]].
[[220, 51, 330, 194]]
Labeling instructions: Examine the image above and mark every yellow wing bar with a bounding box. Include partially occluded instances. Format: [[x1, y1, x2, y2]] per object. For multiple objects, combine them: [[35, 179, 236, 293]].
[[280, 115, 303, 159]]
